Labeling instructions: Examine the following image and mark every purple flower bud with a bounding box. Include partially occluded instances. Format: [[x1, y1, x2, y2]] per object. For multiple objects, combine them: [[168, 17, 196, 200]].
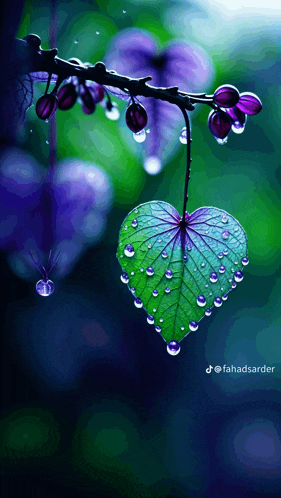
[[36, 94, 58, 120], [213, 84, 240, 108], [236, 92, 262, 115], [79, 84, 96, 114], [125, 102, 148, 133], [225, 105, 246, 131], [57, 83, 77, 110], [208, 109, 232, 139]]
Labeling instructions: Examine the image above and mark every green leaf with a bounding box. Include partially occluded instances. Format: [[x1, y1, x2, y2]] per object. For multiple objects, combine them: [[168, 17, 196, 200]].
[[116, 201, 248, 345]]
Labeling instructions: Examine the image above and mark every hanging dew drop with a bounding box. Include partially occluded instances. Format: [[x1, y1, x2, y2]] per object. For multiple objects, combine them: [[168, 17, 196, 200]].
[[155, 325, 161, 333], [214, 297, 222, 307], [162, 251, 168, 258], [132, 218, 138, 228], [179, 127, 187, 144], [234, 270, 243, 282], [133, 129, 146, 143], [216, 137, 228, 145], [189, 321, 198, 332], [241, 257, 249, 266], [152, 289, 158, 297], [120, 272, 129, 284], [197, 295, 206, 307], [146, 266, 154, 276], [167, 341, 180, 355], [134, 298, 143, 308], [210, 271, 218, 283], [205, 309, 212, 316], [124, 244, 134, 257], [165, 287, 170, 293], [222, 230, 230, 240], [147, 315, 154, 325], [222, 215, 228, 223], [36, 279, 55, 296]]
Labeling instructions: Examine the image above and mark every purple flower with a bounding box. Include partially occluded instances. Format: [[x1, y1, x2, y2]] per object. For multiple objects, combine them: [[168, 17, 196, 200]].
[[213, 84, 239, 108], [104, 29, 213, 173], [57, 83, 77, 110], [0, 148, 113, 279], [125, 102, 148, 133], [36, 93, 58, 120]]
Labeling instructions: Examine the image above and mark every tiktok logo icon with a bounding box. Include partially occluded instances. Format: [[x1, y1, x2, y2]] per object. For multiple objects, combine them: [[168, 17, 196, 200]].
[[206, 365, 213, 374]]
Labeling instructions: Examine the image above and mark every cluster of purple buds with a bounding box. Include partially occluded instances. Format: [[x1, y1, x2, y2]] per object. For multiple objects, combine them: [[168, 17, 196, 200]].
[[36, 58, 105, 120], [208, 84, 262, 144]]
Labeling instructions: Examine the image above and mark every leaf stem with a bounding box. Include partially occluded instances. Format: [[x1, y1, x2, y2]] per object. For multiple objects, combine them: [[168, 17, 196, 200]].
[[180, 106, 191, 222]]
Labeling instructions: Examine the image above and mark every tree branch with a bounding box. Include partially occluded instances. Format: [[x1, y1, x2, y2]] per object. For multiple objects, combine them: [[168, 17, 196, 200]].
[[14, 36, 212, 111]]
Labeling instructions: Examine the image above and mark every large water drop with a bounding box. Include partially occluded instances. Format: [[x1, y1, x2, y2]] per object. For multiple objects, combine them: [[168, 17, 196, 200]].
[[147, 315, 154, 325], [214, 297, 222, 307], [241, 257, 249, 266], [132, 218, 138, 228], [162, 251, 168, 258], [222, 230, 230, 240], [205, 309, 212, 316], [219, 266, 225, 274], [234, 270, 243, 282], [165, 269, 173, 279], [167, 341, 180, 355], [133, 129, 146, 143], [36, 279, 55, 297]]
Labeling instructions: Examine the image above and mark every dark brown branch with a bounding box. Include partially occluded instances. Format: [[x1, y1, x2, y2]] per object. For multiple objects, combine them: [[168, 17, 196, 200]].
[[14, 37, 199, 111]]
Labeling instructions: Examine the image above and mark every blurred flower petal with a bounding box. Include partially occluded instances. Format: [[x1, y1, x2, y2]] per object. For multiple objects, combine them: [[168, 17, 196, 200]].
[[104, 29, 213, 173], [30, 72, 58, 83]]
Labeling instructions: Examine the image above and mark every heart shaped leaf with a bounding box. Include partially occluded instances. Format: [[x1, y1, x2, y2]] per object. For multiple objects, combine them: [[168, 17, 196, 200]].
[[116, 201, 248, 345]]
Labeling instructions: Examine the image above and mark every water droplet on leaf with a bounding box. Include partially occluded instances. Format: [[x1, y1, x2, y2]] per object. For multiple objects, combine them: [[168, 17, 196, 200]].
[[132, 218, 138, 228], [222, 230, 230, 239], [134, 298, 143, 308], [146, 266, 154, 276], [165, 269, 173, 279], [197, 295, 206, 307], [219, 266, 225, 273], [205, 309, 212, 316], [155, 325, 161, 333], [165, 287, 170, 293], [159, 318, 163, 323], [152, 289, 158, 297], [124, 244, 134, 257], [222, 215, 228, 223], [167, 341, 180, 355], [162, 251, 168, 258], [242, 257, 249, 266], [147, 315, 154, 325], [234, 270, 243, 282], [120, 272, 129, 284], [210, 271, 218, 283], [222, 293, 228, 301], [189, 321, 198, 332], [214, 297, 222, 307], [223, 249, 228, 256]]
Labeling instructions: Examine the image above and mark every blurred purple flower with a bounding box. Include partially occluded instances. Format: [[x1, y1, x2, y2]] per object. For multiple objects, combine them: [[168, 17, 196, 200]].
[[0, 148, 113, 280], [104, 29, 214, 174]]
